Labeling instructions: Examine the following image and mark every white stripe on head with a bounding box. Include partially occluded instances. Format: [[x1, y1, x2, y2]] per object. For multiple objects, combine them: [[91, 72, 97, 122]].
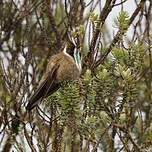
[[63, 44, 75, 61], [63, 45, 67, 54]]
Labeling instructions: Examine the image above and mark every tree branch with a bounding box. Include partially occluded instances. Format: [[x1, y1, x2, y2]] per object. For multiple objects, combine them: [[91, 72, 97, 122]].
[[95, 0, 146, 68], [44, 0, 61, 47], [87, 0, 116, 68]]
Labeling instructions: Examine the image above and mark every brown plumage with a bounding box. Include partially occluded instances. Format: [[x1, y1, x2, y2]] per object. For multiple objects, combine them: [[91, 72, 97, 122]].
[[26, 41, 81, 111]]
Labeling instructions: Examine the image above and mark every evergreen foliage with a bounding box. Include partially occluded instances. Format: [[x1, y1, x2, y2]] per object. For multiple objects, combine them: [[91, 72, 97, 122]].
[[0, 0, 152, 151]]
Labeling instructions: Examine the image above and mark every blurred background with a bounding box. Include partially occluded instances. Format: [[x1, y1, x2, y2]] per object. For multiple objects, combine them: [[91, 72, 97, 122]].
[[0, 0, 152, 151]]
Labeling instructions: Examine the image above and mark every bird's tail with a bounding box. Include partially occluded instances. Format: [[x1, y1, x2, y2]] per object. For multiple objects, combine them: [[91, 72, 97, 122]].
[[26, 79, 48, 111], [26, 83, 60, 111]]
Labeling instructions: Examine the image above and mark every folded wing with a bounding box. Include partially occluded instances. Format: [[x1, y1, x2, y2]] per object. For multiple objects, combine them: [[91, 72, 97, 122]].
[[26, 64, 60, 111]]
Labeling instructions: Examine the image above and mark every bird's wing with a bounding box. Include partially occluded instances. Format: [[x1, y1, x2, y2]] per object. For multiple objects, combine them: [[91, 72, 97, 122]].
[[26, 64, 60, 111]]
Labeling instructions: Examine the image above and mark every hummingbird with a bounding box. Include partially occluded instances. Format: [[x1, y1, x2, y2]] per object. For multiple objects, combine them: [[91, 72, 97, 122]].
[[26, 39, 82, 111]]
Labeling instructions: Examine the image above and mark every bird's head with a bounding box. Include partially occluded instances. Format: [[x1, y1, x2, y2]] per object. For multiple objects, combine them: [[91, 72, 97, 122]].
[[63, 37, 82, 72]]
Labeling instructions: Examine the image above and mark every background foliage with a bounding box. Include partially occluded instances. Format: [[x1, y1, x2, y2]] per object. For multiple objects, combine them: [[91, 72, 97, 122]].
[[0, 0, 152, 151]]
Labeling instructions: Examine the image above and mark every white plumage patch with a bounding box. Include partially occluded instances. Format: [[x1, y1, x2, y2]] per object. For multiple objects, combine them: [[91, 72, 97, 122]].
[[63, 45, 82, 72]]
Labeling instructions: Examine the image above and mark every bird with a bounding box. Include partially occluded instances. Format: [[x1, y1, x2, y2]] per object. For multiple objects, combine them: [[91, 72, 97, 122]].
[[26, 39, 82, 111]]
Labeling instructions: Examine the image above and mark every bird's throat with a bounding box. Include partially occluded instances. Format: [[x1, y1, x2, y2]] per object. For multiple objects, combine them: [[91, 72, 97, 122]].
[[74, 51, 81, 72], [75, 51, 79, 65]]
